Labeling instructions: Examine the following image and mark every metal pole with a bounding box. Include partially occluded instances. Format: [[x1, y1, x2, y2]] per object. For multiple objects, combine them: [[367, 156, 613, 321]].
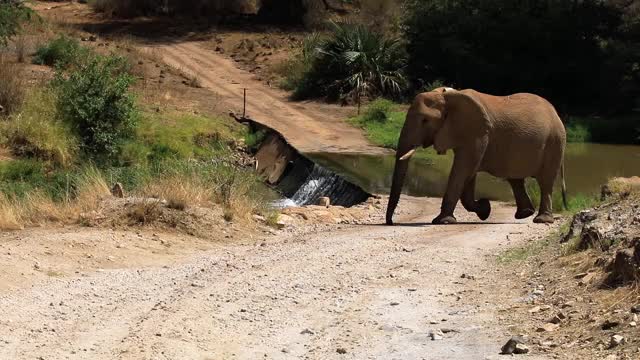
[[243, 88, 247, 118]]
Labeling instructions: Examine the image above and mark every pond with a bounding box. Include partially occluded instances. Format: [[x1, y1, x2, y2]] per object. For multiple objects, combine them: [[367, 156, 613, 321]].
[[307, 143, 640, 201]]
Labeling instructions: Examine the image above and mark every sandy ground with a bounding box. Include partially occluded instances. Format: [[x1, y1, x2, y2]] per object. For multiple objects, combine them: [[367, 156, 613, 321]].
[[0, 197, 557, 360], [148, 41, 387, 155]]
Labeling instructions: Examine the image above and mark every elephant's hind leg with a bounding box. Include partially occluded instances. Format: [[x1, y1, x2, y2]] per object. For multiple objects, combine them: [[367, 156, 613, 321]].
[[461, 175, 491, 221], [508, 179, 535, 219]]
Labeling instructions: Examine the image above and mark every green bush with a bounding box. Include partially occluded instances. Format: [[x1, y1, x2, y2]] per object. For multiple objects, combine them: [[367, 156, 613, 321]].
[[361, 98, 396, 123], [349, 100, 405, 149], [55, 55, 136, 159], [33, 35, 90, 68], [293, 21, 407, 102], [274, 33, 323, 91], [244, 130, 266, 151], [565, 116, 639, 144]]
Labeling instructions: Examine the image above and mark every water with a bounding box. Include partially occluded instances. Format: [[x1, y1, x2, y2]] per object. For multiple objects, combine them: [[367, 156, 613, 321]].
[[273, 162, 370, 208], [307, 143, 640, 201]]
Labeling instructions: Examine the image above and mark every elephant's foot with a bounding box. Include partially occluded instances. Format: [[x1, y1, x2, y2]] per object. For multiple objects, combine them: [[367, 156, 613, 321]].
[[432, 214, 457, 224], [515, 208, 535, 219], [533, 213, 555, 224], [475, 198, 491, 221]]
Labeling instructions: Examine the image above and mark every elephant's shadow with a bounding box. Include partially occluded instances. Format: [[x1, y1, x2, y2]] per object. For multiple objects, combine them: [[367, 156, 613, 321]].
[[362, 221, 521, 227]]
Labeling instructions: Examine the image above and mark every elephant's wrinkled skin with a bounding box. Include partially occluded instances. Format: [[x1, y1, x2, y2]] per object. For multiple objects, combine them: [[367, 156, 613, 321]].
[[386, 88, 567, 225]]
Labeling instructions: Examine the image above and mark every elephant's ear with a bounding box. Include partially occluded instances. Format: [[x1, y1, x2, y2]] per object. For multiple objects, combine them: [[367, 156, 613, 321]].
[[435, 90, 492, 151]]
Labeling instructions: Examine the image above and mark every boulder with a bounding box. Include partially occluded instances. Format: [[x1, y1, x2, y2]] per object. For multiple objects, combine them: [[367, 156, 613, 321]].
[[318, 197, 331, 207]]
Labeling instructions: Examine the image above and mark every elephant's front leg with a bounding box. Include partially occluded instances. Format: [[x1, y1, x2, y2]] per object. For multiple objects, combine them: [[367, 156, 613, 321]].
[[433, 145, 486, 224], [460, 175, 491, 221]]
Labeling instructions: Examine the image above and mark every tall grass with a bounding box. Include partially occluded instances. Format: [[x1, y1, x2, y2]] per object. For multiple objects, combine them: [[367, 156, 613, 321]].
[[0, 55, 25, 115], [1, 88, 78, 166], [524, 178, 599, 214], [0, 166, 110, 230]]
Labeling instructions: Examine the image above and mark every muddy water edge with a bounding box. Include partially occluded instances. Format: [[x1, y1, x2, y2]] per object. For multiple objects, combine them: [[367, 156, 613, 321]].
[[308, 143, 640, 201]]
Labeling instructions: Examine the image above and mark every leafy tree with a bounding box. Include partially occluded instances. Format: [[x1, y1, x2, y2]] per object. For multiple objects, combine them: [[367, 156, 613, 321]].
[[404, 0, 639, 115]]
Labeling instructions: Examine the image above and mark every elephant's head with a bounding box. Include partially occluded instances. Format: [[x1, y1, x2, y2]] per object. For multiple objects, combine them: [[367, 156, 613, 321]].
[[385, 88, 491, 225]]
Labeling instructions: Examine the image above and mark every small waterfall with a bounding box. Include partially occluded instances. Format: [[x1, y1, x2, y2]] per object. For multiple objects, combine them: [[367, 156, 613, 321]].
[[274, 163, 371, 208]]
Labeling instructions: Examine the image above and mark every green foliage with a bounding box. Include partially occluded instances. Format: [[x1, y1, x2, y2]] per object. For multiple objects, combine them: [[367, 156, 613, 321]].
[[525, 178, 599, 214], [0, 159, 72, 200], [565, 121, 591, 143], [361, 98, 396, 123], [1, 88, 78, 166], [404, 0, 640, 116], [349, 100, 405, 149], [274, 33, 323, 91], [564, 116, 639, 144], [294, 21, 408, 102], [0, 1, 33, 46], [244, 129, 267, 151], [55, 55, 136, 159], [119, 111, 238, 166], [33, 35, 90, 68]]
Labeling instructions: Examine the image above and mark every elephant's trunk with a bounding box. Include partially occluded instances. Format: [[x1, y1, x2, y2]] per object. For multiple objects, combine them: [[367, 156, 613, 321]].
[[386, 147, 413, 225]]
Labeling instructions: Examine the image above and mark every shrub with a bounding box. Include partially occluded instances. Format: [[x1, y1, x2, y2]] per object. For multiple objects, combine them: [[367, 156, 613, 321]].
[[293, 21, 407, 103], [273, 33, 323, 91], [1, 88, 78, 166], [55, 55, 136, 159], [33, 35, 89, 68], [361, 98, 396, 123], [348, 100, 405, 149], [0, 1, 33, 46], [0, 55, 25, 115]]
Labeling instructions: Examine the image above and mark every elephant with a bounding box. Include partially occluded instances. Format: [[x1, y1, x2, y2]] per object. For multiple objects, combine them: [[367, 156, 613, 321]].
[[386, 87, 567, 225]]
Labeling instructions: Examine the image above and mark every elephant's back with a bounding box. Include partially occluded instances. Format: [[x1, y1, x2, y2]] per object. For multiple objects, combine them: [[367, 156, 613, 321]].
[[479, 93, 564, 178]]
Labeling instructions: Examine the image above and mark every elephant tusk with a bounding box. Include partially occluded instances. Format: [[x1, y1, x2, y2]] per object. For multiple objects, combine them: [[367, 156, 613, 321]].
[[399, 148, 417, 161]]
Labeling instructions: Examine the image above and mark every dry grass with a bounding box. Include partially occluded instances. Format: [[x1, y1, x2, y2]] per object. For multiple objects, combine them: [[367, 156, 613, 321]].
[[143, 175, 214, 211], [0, 167, 111, 231], [0, 55, 26, 115]]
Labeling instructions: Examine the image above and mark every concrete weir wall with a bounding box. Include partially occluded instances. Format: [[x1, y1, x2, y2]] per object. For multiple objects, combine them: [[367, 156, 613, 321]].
[[237, 117, 372, 207]]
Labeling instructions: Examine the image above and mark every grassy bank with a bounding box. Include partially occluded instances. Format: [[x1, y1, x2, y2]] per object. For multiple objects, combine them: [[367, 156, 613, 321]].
[[0, 33, 277, 230]]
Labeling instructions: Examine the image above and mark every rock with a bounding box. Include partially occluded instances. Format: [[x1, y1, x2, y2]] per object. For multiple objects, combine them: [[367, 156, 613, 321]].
[[501, 336, 525, 354], [111, 183, 125, 198], [252, 214, 266, 222], [631, 305, 640, 314], [318, 197, 331, 207], [336, 347, 347, 354], [429, 329, 444, 340], [276, 214, 295, 229], [536, 323, 559, 332], [89, 35, 97, 42], [601, 320, 620, 330], [578, 272, 597, 286], [460, 273, 476, 280], [629, 321, 636, 327], [549, 312, 567, 324], [390, 302, 400, 306], [609, 334, 625, 348], [300, 328, 314, 335], [514, 344, 529, 354], [606, 246, 640, 285]]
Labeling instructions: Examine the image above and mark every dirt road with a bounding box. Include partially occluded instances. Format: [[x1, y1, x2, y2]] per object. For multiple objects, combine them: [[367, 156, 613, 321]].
[[0, 198, 555, 359], [144, 41, 387, 155]]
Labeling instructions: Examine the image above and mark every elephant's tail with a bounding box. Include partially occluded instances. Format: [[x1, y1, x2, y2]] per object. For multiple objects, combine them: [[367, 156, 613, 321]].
[[561, 163, 568, 210]]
